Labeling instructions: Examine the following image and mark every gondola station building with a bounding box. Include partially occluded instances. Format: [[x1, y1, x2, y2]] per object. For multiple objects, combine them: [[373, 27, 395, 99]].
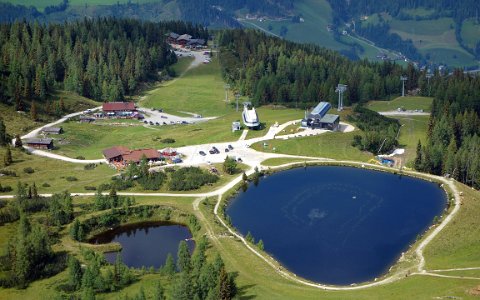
[[301, 102, 340, 131]]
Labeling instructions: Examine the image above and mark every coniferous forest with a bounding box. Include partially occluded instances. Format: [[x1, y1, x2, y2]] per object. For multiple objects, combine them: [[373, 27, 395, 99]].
[[0, 19, 209, 107], [415, 71, 480, 188], [218, 29, 413, 108]]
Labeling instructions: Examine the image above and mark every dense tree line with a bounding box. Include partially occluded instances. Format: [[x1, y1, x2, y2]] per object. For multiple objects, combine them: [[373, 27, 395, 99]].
[[0, 0, 292, 27], [414, 71, 480, 188], [0, 18, 212, 108], [218, 29, 415, 108]]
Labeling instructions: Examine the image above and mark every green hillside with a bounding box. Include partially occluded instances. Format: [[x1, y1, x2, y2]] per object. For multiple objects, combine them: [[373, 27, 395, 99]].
[[240, 0, 403, 62]]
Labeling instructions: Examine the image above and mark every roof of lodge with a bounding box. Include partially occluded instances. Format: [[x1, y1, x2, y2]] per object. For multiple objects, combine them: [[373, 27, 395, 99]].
[[167, 32, 180, 39], [177, 34, 192, 41], [309, 102, 331, 118], [186, 38, 205, 45], [25, 138, 53, 145], [42, 127, 62, 133], [319, 114, 340, 124], [102, 146, 130, 160], [102, 102, 136, 112], [123, 149, 160, 163]]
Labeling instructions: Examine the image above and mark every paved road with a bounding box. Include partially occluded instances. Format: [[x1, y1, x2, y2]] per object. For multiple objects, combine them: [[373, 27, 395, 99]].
[[21, 106, 102, 140]]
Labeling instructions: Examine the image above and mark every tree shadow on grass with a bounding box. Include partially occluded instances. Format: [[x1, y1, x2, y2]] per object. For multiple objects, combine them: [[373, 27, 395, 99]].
[[237, 283, 257, 299]]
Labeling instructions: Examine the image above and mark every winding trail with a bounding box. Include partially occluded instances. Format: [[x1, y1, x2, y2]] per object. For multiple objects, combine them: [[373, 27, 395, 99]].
[[6, 52, 478, 291], [0, 156, 475, 289]]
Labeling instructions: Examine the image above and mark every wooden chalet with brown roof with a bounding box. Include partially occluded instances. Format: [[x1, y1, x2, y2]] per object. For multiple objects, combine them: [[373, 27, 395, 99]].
[[102, 146, 130, 163], [102, 146, 161, 166], [25, 138, 54, 150], [41, 127, 63, 134], [102, 102, 136, 116]]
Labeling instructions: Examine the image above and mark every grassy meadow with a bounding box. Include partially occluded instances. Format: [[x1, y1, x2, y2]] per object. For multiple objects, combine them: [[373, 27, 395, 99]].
[[0, 147, 116, 194], [396, 115, 429, 164], [141, 57, 232, 117], [252, 131, 373, 162], [366, 96, 433, 112], [0, 90, 100, 136], [364, 14, 477, 67], [461, 19, 480, 49], [240, 0, 400, 62]]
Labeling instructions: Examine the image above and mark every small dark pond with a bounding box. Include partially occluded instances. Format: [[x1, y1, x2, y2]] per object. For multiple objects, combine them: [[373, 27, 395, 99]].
[[89, 222, 194, 269], [226, 166, 446, 285]]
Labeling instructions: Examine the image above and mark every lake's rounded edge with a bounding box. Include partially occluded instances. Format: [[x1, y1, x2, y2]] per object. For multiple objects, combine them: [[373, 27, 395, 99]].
[[219, 162, 453, 287]]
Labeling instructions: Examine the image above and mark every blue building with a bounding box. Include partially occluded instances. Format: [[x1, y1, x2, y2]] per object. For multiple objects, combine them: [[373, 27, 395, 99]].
[[301, 102, 340, 131]]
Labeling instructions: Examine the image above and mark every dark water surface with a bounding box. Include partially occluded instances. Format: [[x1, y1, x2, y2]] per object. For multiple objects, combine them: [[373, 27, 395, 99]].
[[89, 222, 194, 268], [226, 166, 446, 285]]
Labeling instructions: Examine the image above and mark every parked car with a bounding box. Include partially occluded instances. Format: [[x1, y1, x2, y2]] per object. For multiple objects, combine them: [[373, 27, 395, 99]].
[[143, 120, 148, 124], [209, 149, 215, 154], [181, 121, 188, 124], [199, 151, 206, 156], [161, 115, 168, 119], [163, 122, 167, 125], [212, 146, 219, 154], [225, 148, 229, 153], [155, 122, 160, 125], [149, 121, 154, 125], [237, 157, 242, 162], [228, 144, 233, 150]]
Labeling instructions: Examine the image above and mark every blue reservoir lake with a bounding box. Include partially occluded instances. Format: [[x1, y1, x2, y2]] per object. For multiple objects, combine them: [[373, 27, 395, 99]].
[[89, 222, 194, 268], [226, 166, 446, 285]]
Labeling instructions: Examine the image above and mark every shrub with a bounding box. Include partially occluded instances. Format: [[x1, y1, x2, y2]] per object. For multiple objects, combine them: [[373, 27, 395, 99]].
[[66, 176, 78, 181], [23, 167, 35, 174], [111, 178, 134, 190], [168, 167, 219, 191], [84, 186, 96, 191], [83, 163, 96, 170], [137, 171, 167, 190], [75, 156, 85, 160], [98, 183, 112, 191], [0, 184, 12, 192], [42, 182, 51, 187], [0, 169, 17, 177], [160, 138, 175, 144]]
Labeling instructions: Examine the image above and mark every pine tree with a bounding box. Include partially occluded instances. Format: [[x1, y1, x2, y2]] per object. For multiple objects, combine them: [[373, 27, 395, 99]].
[[163, 253, 176, 276], [30, 101, 38, 121], [257, 239, 264, 251], [59, 98, 65, 112], [81, 287, 96, 300], [0, 118, 7, 146], [217, 267, 233, 300], [170, 271, 193, 300], [31, 182, 38, 199], [109, 186, 118, 208], [70, 219, 80, 241], [177, 240, 191, 273], [414, 140, 423, 171], [153, 281, 165, 300], [4, 146, 13, 166], [14, 134, 23, 148], [68, 255, 83, 290]]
